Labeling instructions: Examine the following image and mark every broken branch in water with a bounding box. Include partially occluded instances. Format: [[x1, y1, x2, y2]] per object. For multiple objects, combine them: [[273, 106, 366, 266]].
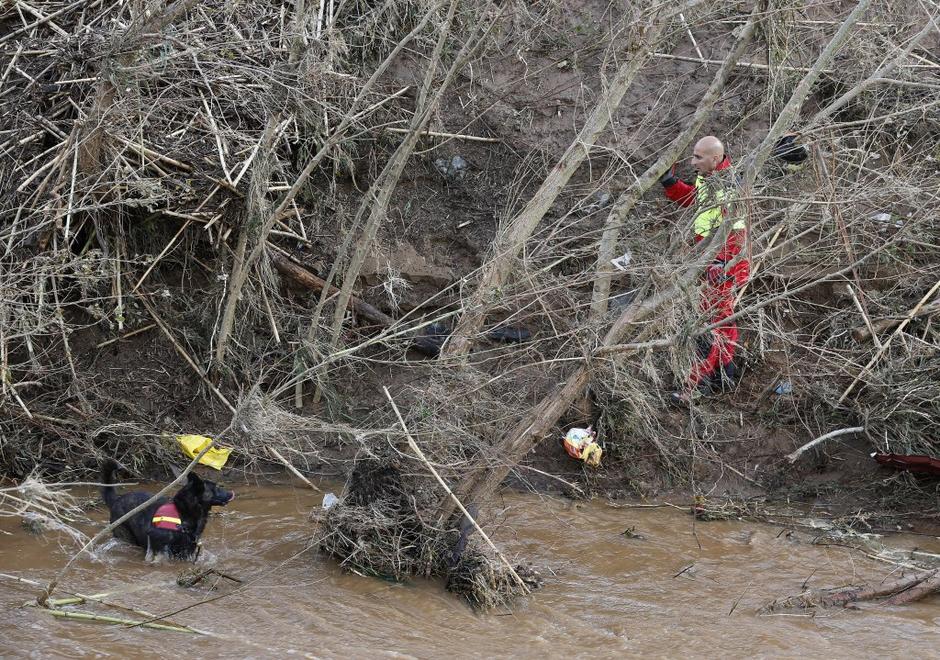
[[762, 569, 940, 612], [177, 566, 244, 587], [47, 609, 204, 634]]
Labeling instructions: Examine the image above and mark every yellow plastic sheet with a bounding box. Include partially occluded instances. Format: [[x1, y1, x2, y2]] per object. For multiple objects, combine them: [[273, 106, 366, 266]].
[[175, 434, 232, 470]]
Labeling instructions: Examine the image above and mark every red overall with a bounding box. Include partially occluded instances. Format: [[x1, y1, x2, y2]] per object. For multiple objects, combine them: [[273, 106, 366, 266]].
[[662, 157, 749, 390]]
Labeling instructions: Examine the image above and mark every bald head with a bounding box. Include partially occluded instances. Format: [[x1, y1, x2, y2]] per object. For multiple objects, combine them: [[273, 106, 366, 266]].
[[691, 136, 725, 174]]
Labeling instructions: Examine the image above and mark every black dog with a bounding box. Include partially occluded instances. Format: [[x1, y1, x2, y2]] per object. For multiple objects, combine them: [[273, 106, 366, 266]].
[[101, 459, 234, 560]]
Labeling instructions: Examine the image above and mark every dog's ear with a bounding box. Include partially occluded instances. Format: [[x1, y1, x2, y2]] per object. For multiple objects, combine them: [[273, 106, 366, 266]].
[[186, 472, 205, 495]]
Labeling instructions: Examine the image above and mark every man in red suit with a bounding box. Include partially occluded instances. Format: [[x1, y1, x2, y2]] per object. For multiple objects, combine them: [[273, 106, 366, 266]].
[[659, 136, 749, 405]]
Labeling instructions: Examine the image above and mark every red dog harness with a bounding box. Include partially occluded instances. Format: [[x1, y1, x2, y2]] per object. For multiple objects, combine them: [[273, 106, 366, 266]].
[[152, 502, 182, 531]]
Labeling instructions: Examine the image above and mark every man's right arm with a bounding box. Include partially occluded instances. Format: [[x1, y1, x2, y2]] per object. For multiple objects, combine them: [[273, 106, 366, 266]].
[[659, 166, 696, 207]]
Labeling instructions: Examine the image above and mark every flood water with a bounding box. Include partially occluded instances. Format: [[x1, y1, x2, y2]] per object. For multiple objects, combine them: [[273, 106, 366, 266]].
[[2, 484, 939, 658]]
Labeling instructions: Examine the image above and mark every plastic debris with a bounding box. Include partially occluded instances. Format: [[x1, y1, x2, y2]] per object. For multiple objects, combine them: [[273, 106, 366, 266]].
[[562, 426, 602, 467], [772, 134, 809, 172], [433, 155, 468, 181], [773, 381, 793, 396], [176, 434, 232, 470], [581, 190, 612, 215], [412, 321, 451, 357], [322, 492, 339, 509], [871, 212, 903, 229], [610, 250, 632, 271]]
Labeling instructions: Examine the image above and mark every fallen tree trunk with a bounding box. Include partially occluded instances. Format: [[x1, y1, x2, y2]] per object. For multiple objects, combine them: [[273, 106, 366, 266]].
[[884, 571, 940, 606]]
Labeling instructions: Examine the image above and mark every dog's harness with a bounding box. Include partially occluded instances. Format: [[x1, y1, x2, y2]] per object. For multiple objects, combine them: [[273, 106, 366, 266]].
[[152, 502, 182, 531]]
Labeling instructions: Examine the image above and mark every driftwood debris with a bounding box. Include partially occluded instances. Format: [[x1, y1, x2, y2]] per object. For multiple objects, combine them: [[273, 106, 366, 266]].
[[383, 386, 529, 594], [47, 609, 203, 634], [762, 570, 940, 612], [271, 253, 394, 329], [839, 279, 940, 403]]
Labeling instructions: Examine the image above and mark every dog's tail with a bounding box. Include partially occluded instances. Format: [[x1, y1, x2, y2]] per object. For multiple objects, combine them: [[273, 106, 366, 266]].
[[100, 458, 119, 508]]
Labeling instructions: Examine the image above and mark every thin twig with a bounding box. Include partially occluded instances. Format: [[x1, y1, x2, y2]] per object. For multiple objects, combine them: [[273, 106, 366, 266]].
[[268, 447, 321, 492], [95, 323, 156, 348], [383, 127, 500, 143], [650, 52, 832, 73]]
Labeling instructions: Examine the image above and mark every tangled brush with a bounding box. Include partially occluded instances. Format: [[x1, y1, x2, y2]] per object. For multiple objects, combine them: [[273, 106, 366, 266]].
[[316, 451, 541, 608], [1, 472, 89, 545]]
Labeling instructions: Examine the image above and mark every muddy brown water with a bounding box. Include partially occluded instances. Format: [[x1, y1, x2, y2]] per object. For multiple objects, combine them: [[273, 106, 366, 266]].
[[2, 485, 939, 658]]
